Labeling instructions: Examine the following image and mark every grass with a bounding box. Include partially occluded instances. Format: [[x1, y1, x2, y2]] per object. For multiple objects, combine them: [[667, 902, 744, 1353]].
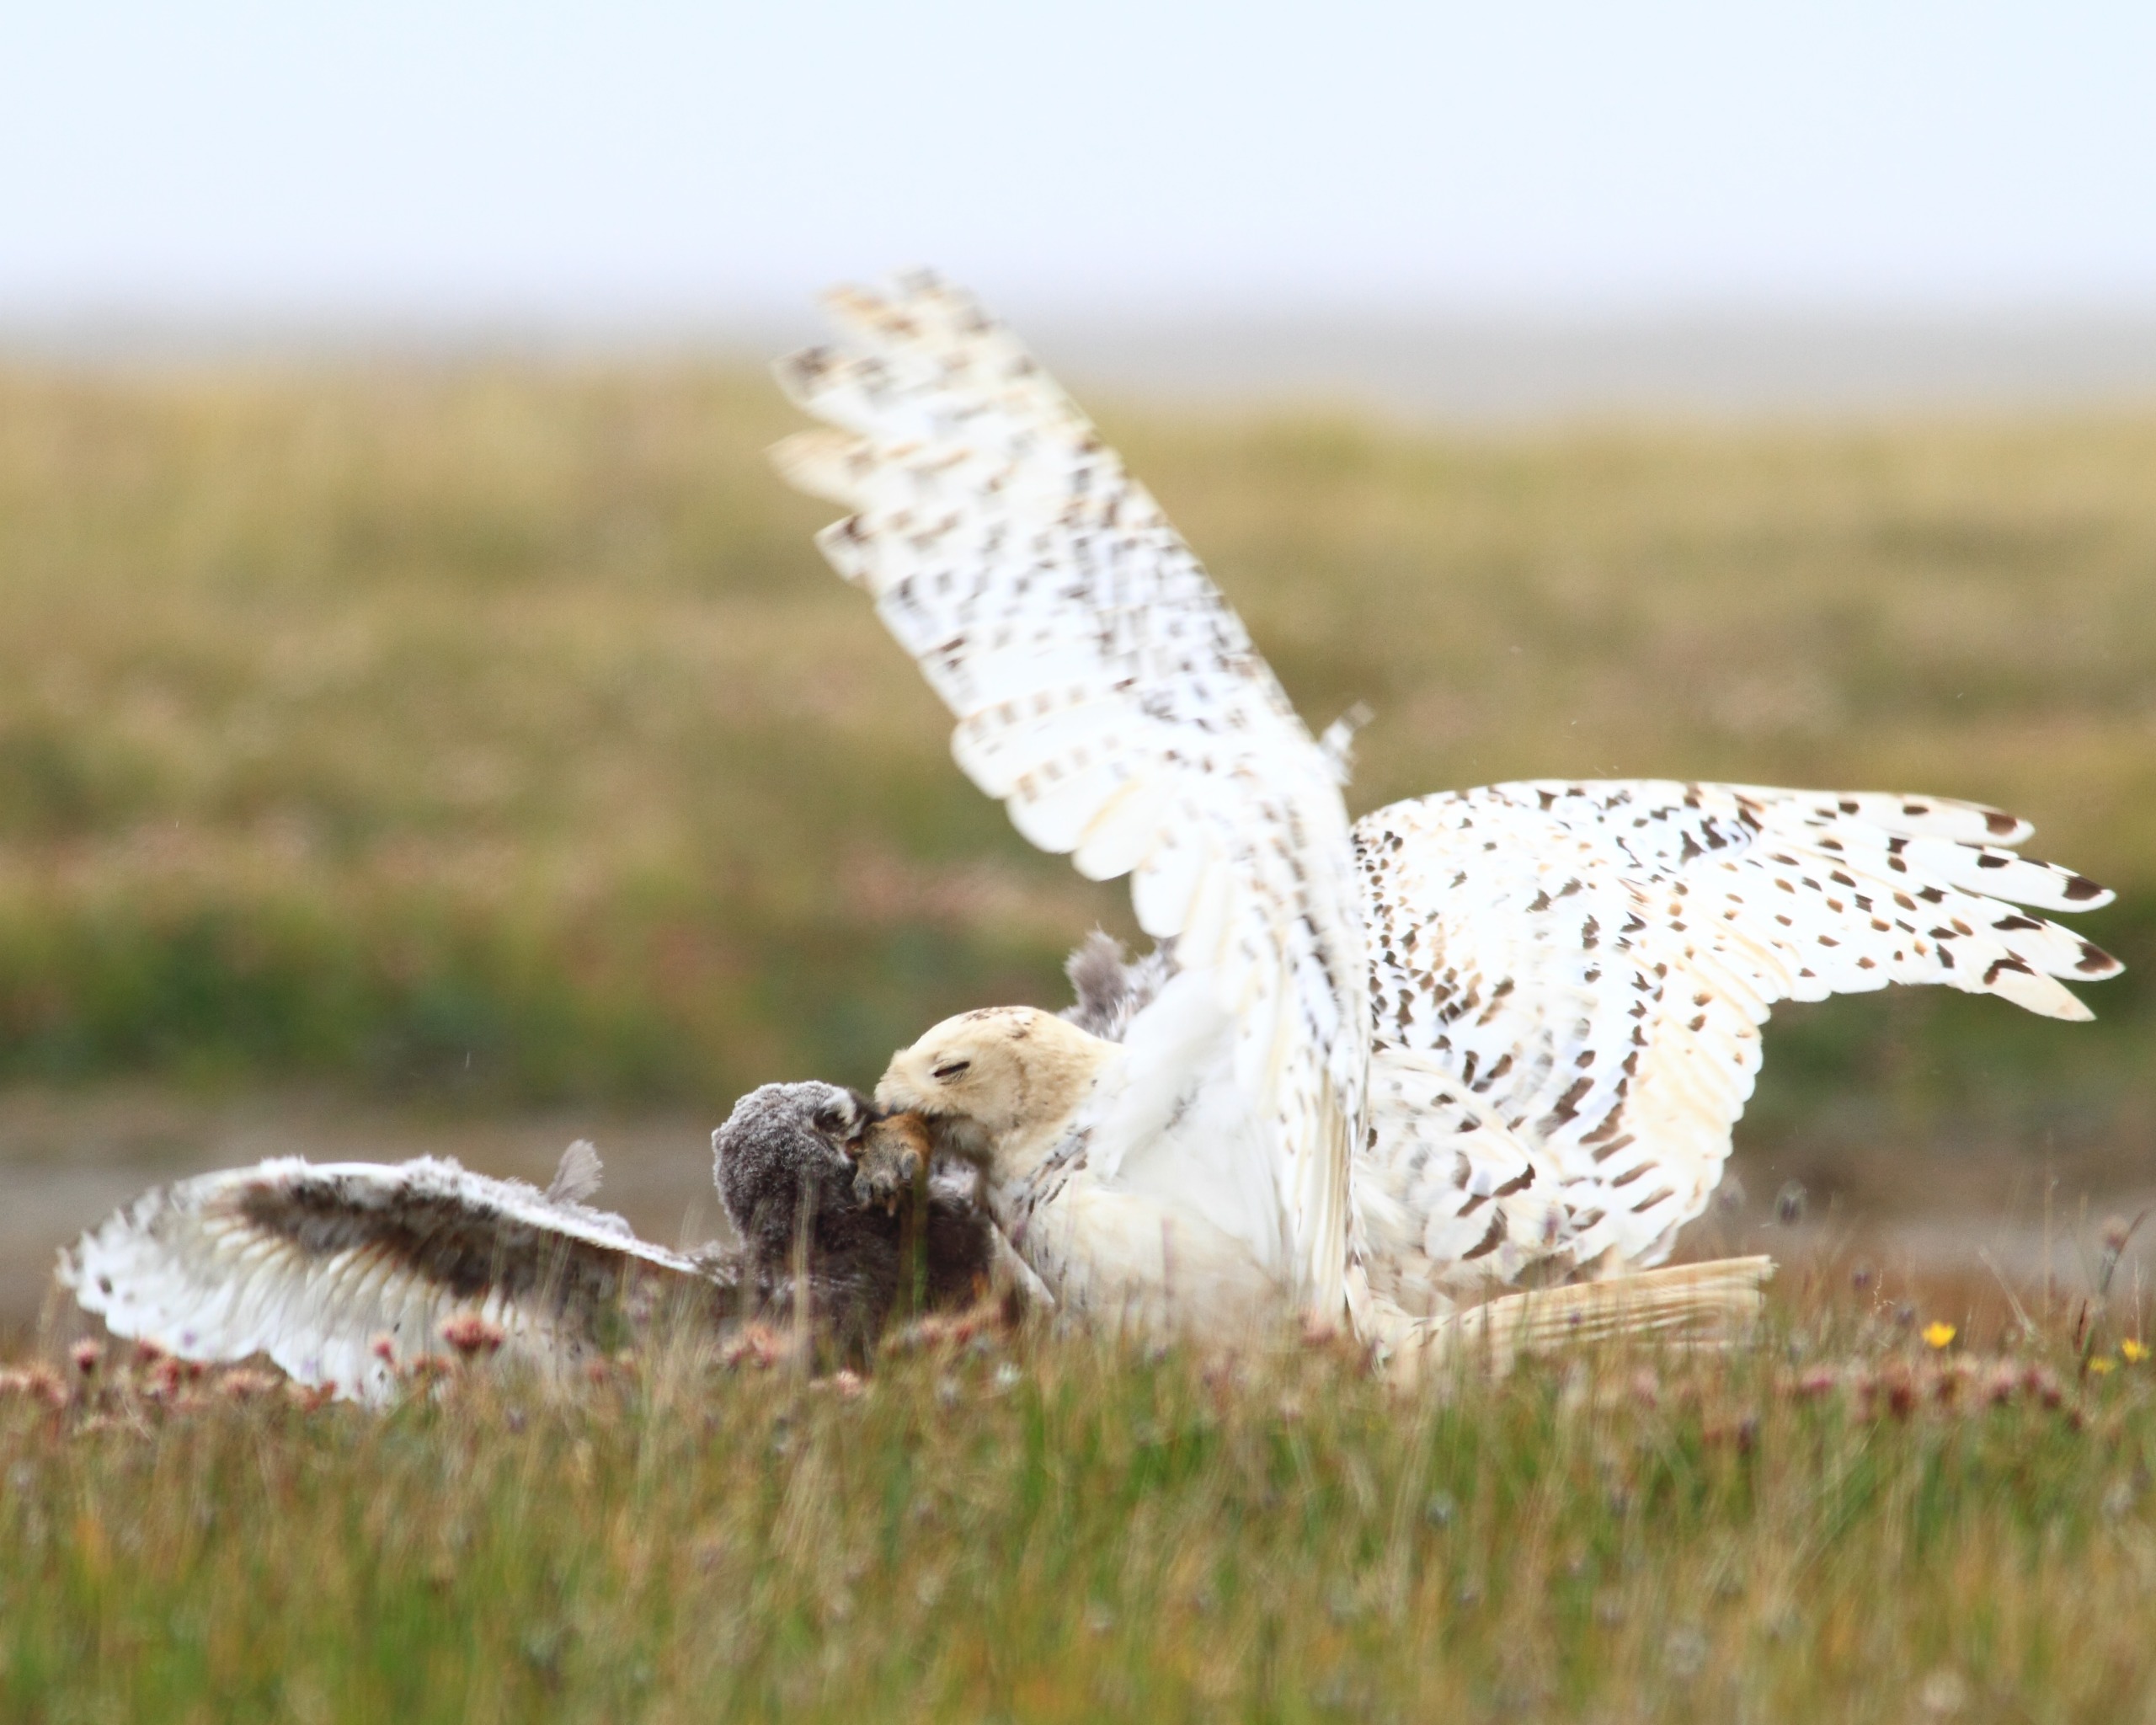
[[6, 1273, 2156, 1722]]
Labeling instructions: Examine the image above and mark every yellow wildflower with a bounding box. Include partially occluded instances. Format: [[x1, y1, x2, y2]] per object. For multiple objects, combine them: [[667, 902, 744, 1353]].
[[1922, 1322, 1956, 1350], [2088, 1356, 2117, 1375], [2122, 1339, 2149, 1364]]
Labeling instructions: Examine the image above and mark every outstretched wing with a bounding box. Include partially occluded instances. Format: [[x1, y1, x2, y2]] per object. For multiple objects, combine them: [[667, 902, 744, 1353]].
[[1355, 1046, 1587, 1318], [772, 272, 1364, 1311], [60, 1156, 731, 1404], [1357, 781, 2121, 1267]]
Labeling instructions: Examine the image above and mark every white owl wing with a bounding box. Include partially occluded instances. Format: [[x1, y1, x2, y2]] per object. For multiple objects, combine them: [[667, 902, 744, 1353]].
[[1356, 781, 2121, 1268], [1354, 1044, 1585, 1320], [771, 272, 1364, 1312], [59, 1156, 729, 1404]]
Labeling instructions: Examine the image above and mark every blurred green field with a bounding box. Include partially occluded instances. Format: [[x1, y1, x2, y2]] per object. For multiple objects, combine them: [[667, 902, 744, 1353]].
[[0, 362, 2149, 1204], [8, 1282, 2156, 1723]]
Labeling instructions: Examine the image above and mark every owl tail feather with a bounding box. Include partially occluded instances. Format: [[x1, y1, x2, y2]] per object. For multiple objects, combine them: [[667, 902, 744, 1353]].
[[1391, 1255, 1774, 1378]]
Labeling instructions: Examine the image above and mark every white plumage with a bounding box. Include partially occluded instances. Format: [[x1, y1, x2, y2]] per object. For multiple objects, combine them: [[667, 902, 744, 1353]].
[[1357, 782, 2118, 1280], [778, 272, 2120, 1352], [59, 1150, 721, 1404], [775, 283, 1367, 1319]]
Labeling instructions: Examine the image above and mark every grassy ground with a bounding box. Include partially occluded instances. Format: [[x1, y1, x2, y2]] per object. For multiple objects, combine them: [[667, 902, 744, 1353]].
[[0, 363, 2148, 1189], [6, 1269, 2155, 1723]]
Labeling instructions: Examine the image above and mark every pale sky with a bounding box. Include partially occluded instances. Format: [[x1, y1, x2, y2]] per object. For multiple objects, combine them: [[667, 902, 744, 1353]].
[[4, 3, 2153, 325]]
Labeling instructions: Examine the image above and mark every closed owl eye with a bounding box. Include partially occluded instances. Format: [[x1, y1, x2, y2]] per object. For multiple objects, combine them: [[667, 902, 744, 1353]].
[[932, 1060, 971, 1081]]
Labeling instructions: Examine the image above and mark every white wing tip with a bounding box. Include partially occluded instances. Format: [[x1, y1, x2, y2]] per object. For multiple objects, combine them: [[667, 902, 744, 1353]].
[[2018, 980, 2097, 1022], [769, 428, 867, 507]]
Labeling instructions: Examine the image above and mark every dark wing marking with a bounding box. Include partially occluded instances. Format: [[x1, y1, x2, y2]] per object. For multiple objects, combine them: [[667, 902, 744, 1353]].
[[1357, 780, 2119, 1265]]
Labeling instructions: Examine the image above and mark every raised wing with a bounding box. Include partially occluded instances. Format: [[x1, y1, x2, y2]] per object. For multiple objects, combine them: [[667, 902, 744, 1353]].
[[771, 273, 1364, 1312], [1357, 781, 2121, 1267], [59, 1155, 731, 1404]]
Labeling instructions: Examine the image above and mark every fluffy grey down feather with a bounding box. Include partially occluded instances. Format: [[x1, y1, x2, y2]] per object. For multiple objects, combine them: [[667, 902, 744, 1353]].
[[1058, 932, 1176, 1042]]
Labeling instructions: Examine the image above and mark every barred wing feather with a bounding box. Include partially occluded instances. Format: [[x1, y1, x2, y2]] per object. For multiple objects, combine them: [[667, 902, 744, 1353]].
[[1357, 1046, 1586, 1318], [1357, 781, 2121, 1268], [58, 1157, 728, 1404], [772, 273, 1365, 1310]]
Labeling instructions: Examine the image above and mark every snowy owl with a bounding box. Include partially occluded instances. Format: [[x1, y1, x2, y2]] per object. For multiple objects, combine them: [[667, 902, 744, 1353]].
[[773, 271, 2121, 1354]]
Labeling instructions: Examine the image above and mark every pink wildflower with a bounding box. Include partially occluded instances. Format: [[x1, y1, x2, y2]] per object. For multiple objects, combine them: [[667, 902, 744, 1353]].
[[438, 1313, 505, 1359]]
